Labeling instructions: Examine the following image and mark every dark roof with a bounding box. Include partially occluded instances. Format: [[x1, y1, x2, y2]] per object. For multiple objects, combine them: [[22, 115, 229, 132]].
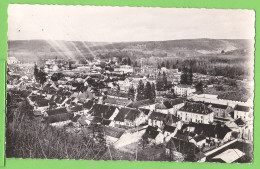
[[193, 135, 206, 142], [114, 107, 141, 122], [36, 99, 49, 107], [140, 108, 150, 115], [72, 114, 81, 122], [168, 98, 184, 106], [45, 113, 73, 123], [102, 119, 112, 126], [55, 96, 67, 104], [70, 105, 83, 112], [149, 111, 167, 121], [104, 97, 132, 106], [104, 126, 125, 138], [143, 127, 159, 139], [208, 103, 228, 109], [181, 123, 232, 140], [127, 99, 154, 108], [125, 109, 141, 121], [83, 100, 94, 109], [29, 95, 45, 102], [149, 111, 180, 124], [46, 107, 68, 116], [178, 102, 213, 115], [234, 118, 245, 126], [234, 105, 250, 112], [163, 125, 176, 133], [90, 104, 117, 119], [166, 138, 200, 156]]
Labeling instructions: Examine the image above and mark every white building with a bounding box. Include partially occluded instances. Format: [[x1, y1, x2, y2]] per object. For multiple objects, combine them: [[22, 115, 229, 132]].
[[114, 65, 134, 74], [176, 102, 214, 124], [234, 105, 253, 122], [7, 57, 20, 64], [174, 85, 196, 97]]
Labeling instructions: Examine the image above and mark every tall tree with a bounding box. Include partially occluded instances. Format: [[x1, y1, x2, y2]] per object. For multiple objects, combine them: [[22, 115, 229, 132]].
[[127, 58, 132, 65], [180, 67, 188, 85], [156, 73, 165, 91], [38, 71, 47, 87], [128, 85, 135, 101], [166, 61, 170, 69], [136, 80, 145, 101], [187, 68, 193, 85], [163, 72, 168, 89], [144, 82, 152, 100], [195, 81, 203, 93], [151, 83, 156, 101], [34, 64, 39, 82], [161, 62, 165, 68]]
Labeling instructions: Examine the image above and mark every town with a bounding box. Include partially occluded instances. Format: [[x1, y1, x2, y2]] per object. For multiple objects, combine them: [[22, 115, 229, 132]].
[[6, 55, 253, 163]]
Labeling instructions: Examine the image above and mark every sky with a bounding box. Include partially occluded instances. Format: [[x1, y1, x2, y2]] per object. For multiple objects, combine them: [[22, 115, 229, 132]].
[[8, 4, 255, 42]]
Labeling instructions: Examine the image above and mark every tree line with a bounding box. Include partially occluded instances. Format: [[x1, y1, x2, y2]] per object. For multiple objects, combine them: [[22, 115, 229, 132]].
[[128, 81, 156, 101]]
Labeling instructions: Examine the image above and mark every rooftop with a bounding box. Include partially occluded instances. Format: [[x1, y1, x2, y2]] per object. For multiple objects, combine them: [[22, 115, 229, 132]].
[[179, 102, 213, 115]]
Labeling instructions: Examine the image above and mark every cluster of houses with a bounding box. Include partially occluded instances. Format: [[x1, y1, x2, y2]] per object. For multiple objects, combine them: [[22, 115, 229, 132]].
[[7, 57, 254, 163]]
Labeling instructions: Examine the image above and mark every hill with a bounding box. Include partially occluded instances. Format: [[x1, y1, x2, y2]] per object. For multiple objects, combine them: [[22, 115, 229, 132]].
[[7, 39, 253, 62]]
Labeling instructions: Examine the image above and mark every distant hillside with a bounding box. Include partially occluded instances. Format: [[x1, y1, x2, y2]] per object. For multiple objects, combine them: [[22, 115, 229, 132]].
[[7, 39, 253, 62]]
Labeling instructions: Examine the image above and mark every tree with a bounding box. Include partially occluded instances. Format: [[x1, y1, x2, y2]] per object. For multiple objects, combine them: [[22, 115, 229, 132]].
[[161, 62, 165, 68], [128, 85, 135, 101], [34, 64, 39, 82], [180, 67, 188, 85], [156, 73, 165, 91], [38, 71, 47, 87], [51, 73, 64, 82], [195, 81, 203, 93], [166, 61, 170, 69], [151, 83, 156, 101], [163, 72, 168, 90], [134, 61, 138, 67], [122, 58, 128, 65], [187, 68, 193, 85], [127, 58, 132, 65], [157, 64, 161, 69], [144, 82, 152, 100], [136, 80, 145, 101]]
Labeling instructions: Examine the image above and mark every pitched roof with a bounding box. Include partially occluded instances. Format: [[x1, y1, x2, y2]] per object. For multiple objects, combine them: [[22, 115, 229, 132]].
[[143, 126, 159, 139], [90, 104, 117, 119], [45, 113, 73, 124], [83, 100, 94, 109], [208, 103, 228, 109], [149, 111, 167, 121], [234, 105, 250, 112], [114, 107, 141, 122], [70, 105, 83, 112], [193, 135, 206, 142], [46, 107, 68, 116], [163, 125, 176, 133], [127, 99, 154, 108], [181, 123, 232, 140], [140, 108, 150, 115], [168, 98, 184, 106], [234, 118, 245, 126], [36, 99, 49, 107], [104, 97, 131, 106], [179, 102, 213, 115], [166, 138, 200, 155], [104, 126, 125, 138]]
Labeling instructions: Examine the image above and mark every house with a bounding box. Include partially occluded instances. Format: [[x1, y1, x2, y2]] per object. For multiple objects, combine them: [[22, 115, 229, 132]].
[[7, 57, 20, 64], [167, 98, 185, 115], [114, 65, 134, 74], [104, 97, 132, 107], [44, 107, 68, 117], [82, 100, 94, 112], [142, 126, 164, 145], [44, 113, 74, 127], [189, 135, 207, 148], [165, 137, 201, 162], [103, 126, 125, 144], [127, 99, 156, 111], [207, 103, 232, 118], [163, 125, 177, 142], [174, 85, 196, 97], [234, 105, 253, 122], [155, 101, 175, 114], [112, 107, 146, 128], [181, 123, 232, 144], [177, 102, 214, 124], [148, 111, 182, 129], [90, 104, 119, 121]]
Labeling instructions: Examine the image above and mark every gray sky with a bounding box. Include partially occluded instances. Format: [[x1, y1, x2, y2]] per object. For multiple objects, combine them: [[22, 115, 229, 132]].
[[8, 4, 255, 42]]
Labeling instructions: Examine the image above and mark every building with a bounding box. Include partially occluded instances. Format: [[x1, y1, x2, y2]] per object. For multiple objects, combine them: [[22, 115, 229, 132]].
[[7, 57, 20, 64], [207, 103, 232, 118], [174, 85, 196, 97], [177, 102, 214, 124], [148, 111, 182, 129], [114, 65, 134, 74], [234, 105, 253, 122]]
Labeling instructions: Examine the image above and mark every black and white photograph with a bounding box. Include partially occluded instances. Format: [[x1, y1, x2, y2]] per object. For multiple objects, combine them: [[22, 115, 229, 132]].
[[6, 4, 255, 163]]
